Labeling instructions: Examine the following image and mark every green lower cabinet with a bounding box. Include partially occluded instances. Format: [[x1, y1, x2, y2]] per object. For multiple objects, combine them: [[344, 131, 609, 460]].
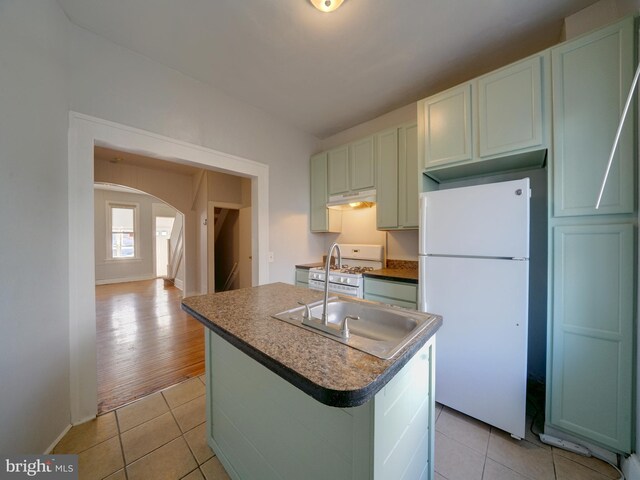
[[206, 331, 435, 479], [548, 223, 633, 453], [295, 268, 309, 288], [364, 277, 418, 310]]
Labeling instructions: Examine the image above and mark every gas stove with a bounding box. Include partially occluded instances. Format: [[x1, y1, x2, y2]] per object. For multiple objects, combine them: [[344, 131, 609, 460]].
[[308, 244, 384, 298], [327, 265, 376, 274]]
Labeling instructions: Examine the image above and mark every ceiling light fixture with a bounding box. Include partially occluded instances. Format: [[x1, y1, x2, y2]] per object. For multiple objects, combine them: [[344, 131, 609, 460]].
[[310, 0, 344, 13]]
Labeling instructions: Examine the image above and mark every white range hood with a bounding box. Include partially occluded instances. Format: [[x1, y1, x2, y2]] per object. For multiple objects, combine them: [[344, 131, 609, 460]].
[[326, 189, 376, 210]]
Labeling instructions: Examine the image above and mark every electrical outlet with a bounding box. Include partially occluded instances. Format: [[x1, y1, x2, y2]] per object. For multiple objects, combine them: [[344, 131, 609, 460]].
[[268, 252, 274, 263]]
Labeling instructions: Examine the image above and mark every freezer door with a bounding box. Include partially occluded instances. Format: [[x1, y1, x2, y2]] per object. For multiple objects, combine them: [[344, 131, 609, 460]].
[[425, 255, 528, 439], [423, 178, 530, 258]]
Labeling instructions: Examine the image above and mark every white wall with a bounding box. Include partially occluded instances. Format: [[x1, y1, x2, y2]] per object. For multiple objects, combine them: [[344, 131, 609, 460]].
[[0, 0, 71, 454], [94, 189, 169, 283], [66, 20, 324, 283], [0, 0, 323, 454]]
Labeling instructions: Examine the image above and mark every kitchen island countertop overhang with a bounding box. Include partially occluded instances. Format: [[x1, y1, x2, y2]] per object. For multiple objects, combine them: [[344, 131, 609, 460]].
[[181, 282, 442, 408]]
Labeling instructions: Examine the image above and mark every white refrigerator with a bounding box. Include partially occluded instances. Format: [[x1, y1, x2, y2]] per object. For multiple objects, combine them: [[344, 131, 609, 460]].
[[418, 178, 530, 439]]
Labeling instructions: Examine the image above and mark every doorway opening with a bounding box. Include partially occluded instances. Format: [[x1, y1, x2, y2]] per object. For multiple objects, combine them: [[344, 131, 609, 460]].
[[154, 215, 174, 278], [212, 205, 252, 292], [92, 145, 254, 413], [69, 112, 269, 423]]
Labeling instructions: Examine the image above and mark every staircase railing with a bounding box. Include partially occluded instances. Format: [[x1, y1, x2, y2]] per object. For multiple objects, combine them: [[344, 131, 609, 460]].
[[222, 262, 239, 291], [166, 221, 184, 281]]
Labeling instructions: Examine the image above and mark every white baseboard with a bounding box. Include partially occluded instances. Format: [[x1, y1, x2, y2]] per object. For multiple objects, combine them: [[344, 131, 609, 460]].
[[44, 424, 72, 454], [95, 274, 156, 285], [174, 278, 184, 291], [623, 453, 640, 480]]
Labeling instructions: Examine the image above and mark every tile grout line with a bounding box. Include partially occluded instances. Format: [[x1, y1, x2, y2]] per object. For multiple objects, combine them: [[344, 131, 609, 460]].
[[164, 390, 200, 470], [113, 409, 130, 480]]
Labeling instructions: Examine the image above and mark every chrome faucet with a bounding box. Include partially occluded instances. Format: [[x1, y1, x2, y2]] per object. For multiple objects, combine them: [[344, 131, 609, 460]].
[[322, 242, 341, 325]]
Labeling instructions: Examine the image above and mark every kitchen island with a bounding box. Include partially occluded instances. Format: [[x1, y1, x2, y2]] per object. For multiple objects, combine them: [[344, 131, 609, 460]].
[[182, 283, 441, 480]]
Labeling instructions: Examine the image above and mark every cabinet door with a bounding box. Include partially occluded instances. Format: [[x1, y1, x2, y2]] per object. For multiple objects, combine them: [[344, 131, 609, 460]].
[[399, 123, 419, 228], [552, 17, 634, 217], [423, 83, 473, 168], [310, 153, 340, 232], [350, 136, 375, 191], [295, 269, 309, 287], [364, 277, 418, 309], [549, 224, 633, 452], [327, 146, 349, 195], [478, 56, 543, 158], [376, 128, 399, 229]]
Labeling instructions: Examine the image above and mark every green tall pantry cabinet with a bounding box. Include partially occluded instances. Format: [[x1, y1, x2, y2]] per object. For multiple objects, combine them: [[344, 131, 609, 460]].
[[546, 16, 635, 453]]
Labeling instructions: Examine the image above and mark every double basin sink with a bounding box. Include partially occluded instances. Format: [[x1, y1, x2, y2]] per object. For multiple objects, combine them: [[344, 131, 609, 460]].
[[272, 297, 437, 359]]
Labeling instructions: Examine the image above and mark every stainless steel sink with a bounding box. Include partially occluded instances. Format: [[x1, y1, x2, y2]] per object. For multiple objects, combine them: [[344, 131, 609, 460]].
[[272, 297, 437, 359]]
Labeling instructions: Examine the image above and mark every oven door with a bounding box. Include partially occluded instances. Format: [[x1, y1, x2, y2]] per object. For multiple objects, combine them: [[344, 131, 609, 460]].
[[308, 279, 324, 291], [327, 281, 361, 298]]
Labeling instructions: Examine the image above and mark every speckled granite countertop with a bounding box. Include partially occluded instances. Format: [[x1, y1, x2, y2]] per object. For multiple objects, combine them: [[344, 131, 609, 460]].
[[365, 260, 419, 284], [182, 283, 441, 408], [294, 262, 323, 270]]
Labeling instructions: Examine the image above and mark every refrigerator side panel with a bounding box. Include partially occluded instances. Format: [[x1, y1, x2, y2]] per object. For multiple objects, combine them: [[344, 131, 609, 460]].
[[418, 193, 429, 256], [424, 178, 530, 258], [425, 255, 529, 439]]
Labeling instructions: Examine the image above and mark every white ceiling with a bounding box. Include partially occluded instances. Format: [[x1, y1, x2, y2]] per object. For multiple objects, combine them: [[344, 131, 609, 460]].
[[57, 0, 598, 138]]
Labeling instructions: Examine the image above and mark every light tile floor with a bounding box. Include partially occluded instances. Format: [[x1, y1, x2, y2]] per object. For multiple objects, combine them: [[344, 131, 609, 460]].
[[433, 403, 620, 480], [53, 375, 229, 480], [54, 376, 620, 480]]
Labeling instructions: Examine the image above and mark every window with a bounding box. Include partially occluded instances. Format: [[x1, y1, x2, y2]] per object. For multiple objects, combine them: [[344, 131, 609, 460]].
[[108, 203, 139, 259]]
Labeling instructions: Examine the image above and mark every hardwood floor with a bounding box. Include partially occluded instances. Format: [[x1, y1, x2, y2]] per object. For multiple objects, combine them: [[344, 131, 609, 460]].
[[96, 279, 204, 414]]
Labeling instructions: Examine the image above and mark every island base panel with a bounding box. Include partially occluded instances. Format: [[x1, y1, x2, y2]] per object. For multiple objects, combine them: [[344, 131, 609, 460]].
[[205, 331, 435, 480]]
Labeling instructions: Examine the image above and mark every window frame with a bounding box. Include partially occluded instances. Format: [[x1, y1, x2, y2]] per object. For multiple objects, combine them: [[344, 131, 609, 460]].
[[105, 201, 141, 262]]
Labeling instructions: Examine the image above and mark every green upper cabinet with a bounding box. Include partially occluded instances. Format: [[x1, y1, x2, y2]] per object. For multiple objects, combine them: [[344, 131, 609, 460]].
[[478, 56, 543, 158], [418, 53, 549, 182], [423, 83, 473, 169], [310, 153, 341, 233], [376, 123, 419, 230], [328, 138, 375, 195], [327, 146, 350, 195], [376, 128, 399, 229], [551, 16, 634, 217], [349, 136, 376, 191]]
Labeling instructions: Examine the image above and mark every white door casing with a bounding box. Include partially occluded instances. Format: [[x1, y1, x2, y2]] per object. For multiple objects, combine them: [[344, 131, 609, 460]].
[[68, 112, 269, 423]]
